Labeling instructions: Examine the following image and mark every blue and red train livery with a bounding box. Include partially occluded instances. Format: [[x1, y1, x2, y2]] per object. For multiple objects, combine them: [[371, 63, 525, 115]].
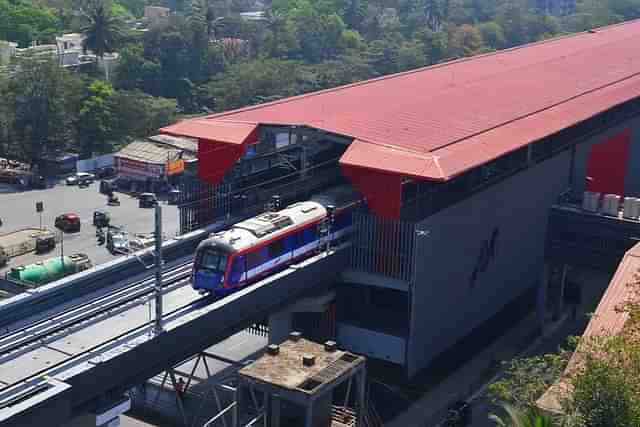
[[192, 187, 359, 296]]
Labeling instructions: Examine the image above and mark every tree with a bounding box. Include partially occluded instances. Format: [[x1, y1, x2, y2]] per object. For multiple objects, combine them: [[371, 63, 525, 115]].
[[78, 80, 115, 157], [447, 23, 483, 58], [80, 0, 125, 80], [109, 90, 177, 139], [6, 58, 83, 166], [478, 21, 506, 50], [0, 0, 60, 47], [489, 403, 560, 427], [488, 351, 571, 409]]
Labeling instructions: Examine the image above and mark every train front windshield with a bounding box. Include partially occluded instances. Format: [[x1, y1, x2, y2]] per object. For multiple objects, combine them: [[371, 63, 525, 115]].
[[198, 249, 228, 274]]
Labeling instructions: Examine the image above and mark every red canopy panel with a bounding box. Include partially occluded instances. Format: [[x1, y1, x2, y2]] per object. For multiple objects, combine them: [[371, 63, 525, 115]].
[[341, 164, 403, 219], [161, 120, 259, 145], [160, 120, 259, 185]]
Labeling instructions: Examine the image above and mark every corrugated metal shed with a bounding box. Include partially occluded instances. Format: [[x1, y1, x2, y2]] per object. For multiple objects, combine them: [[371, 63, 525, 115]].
[[162, 19, 640, 182], [115, 140, 193, 165], [537, 243, 640, 413], [147, 134, 198, 153]]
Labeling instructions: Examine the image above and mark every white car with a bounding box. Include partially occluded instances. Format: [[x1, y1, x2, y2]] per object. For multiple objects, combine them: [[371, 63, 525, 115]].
[[66, 172, 95, 185]]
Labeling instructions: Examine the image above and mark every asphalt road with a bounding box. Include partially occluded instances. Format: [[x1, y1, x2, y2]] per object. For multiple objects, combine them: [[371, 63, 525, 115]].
[[0, 181, 180, 279]]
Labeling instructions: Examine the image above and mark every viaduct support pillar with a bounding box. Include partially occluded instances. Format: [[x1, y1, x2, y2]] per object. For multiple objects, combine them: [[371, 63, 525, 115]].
[[268, 310, 293, 345]]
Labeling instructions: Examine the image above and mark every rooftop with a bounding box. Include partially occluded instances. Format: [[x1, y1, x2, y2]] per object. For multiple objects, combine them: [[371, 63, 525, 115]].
[[115, 139, 195, 165], [147, 134, 198, 153], [537, 242, 640, 413], [163, 19, 640, 182], [239, 338, 364, 394]]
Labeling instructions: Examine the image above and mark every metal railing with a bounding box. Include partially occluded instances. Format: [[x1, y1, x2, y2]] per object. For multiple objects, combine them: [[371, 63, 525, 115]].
[[350, 213, 416, 283]]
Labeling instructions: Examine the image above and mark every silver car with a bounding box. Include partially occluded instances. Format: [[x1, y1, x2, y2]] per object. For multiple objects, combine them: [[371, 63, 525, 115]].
[[66, 172, 95, 185]]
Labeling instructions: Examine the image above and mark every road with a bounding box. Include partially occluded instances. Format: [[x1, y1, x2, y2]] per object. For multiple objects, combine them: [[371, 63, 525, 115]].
[[0, 180, 180, 279]]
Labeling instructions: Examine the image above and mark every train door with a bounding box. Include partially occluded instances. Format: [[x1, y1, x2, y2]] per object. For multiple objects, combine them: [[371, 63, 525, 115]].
[[228, 255, 246, 287]]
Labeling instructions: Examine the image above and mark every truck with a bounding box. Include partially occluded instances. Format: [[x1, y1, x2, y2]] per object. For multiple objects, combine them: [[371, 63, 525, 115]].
[[6, 253, 92, 287], [0, 228, 59, 258]]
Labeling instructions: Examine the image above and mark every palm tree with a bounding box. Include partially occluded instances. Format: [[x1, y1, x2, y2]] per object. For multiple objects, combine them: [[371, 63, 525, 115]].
[[80, 0, 124, 80], [489, 404, 559, 427]]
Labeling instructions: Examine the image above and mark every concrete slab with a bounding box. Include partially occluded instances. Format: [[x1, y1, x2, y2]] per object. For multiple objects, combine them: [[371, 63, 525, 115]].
[[0, 346, 69, 384]]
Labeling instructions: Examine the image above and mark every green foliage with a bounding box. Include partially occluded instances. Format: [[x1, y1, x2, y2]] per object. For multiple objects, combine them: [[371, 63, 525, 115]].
[[0, 0, 60, 47], [80, 0, 126, 58], [488, 352, 571, 409], [78, 80, 115, 157], [4, 57, 84, 164], [489, 403, 561, 427], [568, 355, 639, 427]]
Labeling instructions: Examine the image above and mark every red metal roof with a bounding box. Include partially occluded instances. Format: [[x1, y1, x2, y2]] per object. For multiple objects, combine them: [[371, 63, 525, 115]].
[[162, 19, 640, 181], [537, 243, 640, 413]]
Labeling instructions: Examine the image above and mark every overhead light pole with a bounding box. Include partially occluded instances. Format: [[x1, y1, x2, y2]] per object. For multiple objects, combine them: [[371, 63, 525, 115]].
[[153, 204, 164, 335]]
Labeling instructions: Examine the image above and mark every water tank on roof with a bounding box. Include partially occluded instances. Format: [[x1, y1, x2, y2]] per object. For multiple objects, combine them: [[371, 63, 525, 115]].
[[582, 191, 600, 212], [623, 197, 640, 220], [601, 194, 621, 217]]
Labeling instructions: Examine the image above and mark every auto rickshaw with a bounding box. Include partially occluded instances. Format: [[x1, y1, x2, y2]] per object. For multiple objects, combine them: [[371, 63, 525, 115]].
[[35, 232, 57, 254], [93, 210, 111, 228]]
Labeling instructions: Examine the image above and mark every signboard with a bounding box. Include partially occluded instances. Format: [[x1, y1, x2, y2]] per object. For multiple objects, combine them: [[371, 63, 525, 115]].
[[116, 157, 164, 179], [166, 159, 185, 176], [36, 201, 43, 212]]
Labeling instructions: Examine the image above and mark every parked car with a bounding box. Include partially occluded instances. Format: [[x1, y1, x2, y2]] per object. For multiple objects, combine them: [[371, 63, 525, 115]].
[[138, 193, 158, 208], [95, 167, 116, 179], [66, 172, 95, 185], [107, 229, 129, 254], [55, 213, 81, 232]]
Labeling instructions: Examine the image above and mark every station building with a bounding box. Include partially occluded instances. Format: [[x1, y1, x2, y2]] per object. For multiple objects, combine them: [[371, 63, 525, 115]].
[[162, 20, 640, 377]]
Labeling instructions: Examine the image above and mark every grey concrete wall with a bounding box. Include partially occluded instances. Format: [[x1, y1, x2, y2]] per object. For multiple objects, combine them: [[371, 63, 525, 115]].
[[571, 115, 640, 197], [407, 150, 572, 377]]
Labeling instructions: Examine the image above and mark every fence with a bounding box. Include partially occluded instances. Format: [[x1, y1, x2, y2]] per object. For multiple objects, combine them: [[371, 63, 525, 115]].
[[350, 213, 417, 283], [76, 154, 114, 173]]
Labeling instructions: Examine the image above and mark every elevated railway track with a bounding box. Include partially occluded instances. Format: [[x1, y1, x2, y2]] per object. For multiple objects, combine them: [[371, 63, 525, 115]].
[[0, 261, 193, 368]]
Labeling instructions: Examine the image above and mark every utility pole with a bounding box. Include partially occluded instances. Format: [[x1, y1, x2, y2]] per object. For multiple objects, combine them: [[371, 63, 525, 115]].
[[154, 204, 164, 334]]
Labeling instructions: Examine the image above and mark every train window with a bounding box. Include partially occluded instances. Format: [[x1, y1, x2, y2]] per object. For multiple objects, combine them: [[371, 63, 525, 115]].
[[229, 256, 245, 285], [283, 234, 297, 251], [247, 249, 267, 270], [268, 239, 285, 258], [300, 225, 318, 246]]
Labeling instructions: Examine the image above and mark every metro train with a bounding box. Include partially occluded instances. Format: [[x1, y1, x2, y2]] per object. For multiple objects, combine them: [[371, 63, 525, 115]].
[[192, 187, 361, 296]]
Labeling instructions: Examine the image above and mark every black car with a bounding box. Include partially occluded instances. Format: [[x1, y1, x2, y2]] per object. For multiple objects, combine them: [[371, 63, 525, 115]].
[[138, 193, 158, 208]]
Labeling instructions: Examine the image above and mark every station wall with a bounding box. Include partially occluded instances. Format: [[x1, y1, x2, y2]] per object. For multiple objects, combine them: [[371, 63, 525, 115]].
[[405, 113, 640, 377], [407, 150, 572, 376]]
